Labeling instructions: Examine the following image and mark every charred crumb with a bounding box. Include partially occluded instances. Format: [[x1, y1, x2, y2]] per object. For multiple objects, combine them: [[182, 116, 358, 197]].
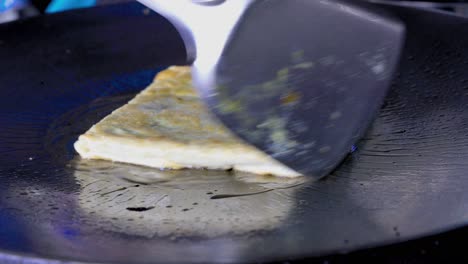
[[126, 206, 155, 212]]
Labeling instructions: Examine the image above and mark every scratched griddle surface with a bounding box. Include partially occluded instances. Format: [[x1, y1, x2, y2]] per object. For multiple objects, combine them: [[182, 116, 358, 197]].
[[0, 2, 467, 263]]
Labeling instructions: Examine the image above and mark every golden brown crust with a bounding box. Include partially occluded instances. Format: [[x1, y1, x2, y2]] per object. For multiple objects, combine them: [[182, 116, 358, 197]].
[[74, 66, 301, 177]]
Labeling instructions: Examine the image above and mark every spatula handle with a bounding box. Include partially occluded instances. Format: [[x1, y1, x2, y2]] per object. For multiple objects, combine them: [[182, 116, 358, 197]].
[[137, 0, 252, 65]]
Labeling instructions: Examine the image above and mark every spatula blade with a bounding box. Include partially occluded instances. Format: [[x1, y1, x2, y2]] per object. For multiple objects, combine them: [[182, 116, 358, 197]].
[[196, 0, 405, 178]]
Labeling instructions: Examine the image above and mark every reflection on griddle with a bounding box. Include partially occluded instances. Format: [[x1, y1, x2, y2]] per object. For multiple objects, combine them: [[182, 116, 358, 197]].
[[73, 158, 306, 238]]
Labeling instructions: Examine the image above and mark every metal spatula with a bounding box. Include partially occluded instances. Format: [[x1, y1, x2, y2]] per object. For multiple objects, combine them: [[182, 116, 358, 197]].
[[137, 0, 405, 179]]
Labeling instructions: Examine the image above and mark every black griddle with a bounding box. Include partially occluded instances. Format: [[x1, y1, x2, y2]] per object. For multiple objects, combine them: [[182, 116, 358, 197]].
[[0, 2, 468, 263]]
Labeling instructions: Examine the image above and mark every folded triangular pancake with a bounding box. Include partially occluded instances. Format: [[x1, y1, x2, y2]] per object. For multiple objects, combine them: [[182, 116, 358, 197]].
[[74, 66, 301, 177]]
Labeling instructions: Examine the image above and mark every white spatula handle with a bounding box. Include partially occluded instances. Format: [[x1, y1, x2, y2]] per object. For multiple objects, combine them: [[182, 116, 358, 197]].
[[137, 0, 252, 67]]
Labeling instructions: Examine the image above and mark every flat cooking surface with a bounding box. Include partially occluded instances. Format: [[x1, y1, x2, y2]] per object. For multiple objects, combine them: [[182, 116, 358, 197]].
[[0, 3, 467, 263]]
